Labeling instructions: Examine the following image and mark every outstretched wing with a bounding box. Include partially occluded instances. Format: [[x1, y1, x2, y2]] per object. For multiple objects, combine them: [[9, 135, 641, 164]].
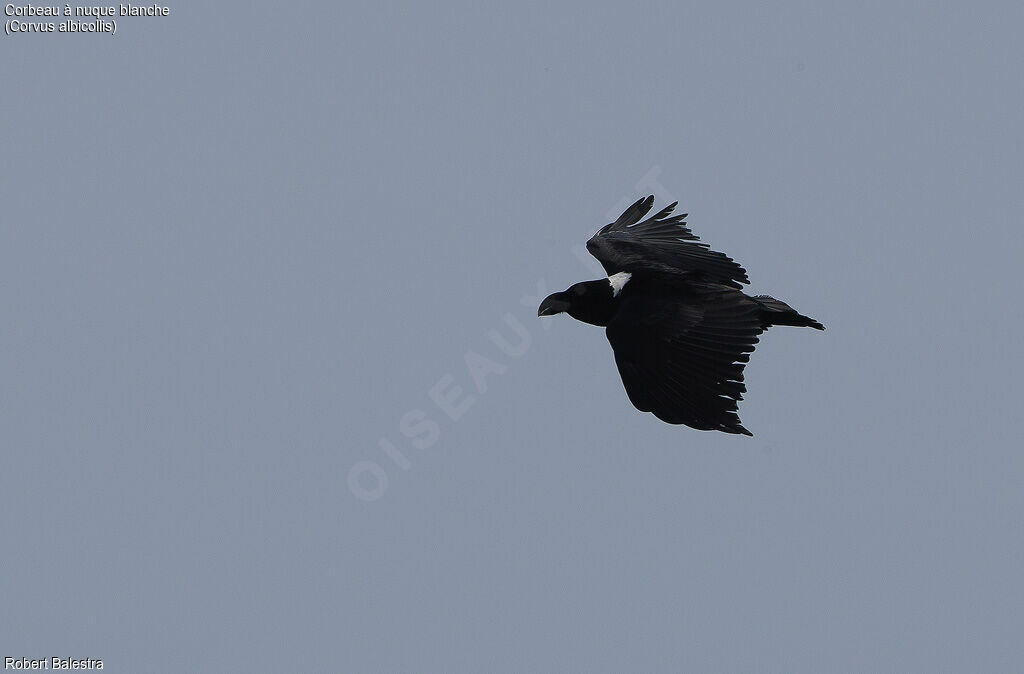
[[605, 288, 763, 435], [587, 195, 749, 289]]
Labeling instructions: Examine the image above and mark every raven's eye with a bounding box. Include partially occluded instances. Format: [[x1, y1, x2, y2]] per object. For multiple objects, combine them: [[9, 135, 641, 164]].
[[572, 284, 586, 296]]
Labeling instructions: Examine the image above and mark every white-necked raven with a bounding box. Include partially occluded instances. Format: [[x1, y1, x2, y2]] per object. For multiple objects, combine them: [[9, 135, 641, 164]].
[[538, 195, 823, 436]]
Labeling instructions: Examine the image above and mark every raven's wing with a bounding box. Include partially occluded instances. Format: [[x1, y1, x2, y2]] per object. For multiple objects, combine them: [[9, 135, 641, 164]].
[[605, 288, 763, 435], [587, 196, 749, 289]]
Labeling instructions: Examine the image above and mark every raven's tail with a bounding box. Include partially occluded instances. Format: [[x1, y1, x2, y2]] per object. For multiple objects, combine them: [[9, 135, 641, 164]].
[[753, 295, 825, 330]]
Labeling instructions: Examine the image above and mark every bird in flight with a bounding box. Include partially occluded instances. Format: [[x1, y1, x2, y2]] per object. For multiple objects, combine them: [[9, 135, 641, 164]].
[[538, 195, 823, 436]]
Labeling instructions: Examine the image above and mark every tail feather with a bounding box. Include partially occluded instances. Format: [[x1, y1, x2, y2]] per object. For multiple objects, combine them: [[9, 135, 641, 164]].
[[753, 295, 825, 330]]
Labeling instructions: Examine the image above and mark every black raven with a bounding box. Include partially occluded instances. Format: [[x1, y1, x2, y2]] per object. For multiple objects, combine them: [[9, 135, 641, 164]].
[[538, 196, 823, 436]]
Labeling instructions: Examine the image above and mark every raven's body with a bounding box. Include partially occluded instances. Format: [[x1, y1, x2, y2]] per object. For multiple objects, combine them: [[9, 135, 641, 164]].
[[539, 196, 823, 436]]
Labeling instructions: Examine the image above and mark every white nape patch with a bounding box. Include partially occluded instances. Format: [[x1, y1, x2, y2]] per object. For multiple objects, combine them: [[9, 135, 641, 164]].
[[608, 272, 632, 297]]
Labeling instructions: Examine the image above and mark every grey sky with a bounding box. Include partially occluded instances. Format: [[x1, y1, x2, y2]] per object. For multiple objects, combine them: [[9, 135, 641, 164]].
[[3, 2, 1023, 672]]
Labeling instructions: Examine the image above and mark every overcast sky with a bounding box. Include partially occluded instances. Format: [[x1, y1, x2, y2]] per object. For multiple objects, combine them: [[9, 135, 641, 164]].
[[3, 2, 1023, 672]]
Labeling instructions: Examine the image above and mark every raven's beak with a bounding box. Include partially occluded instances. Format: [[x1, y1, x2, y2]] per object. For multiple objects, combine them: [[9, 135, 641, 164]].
[[538, 293, 569, 317]]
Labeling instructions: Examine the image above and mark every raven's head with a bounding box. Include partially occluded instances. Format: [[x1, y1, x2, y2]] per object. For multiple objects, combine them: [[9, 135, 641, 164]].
[[538, 280, 615, 326]]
